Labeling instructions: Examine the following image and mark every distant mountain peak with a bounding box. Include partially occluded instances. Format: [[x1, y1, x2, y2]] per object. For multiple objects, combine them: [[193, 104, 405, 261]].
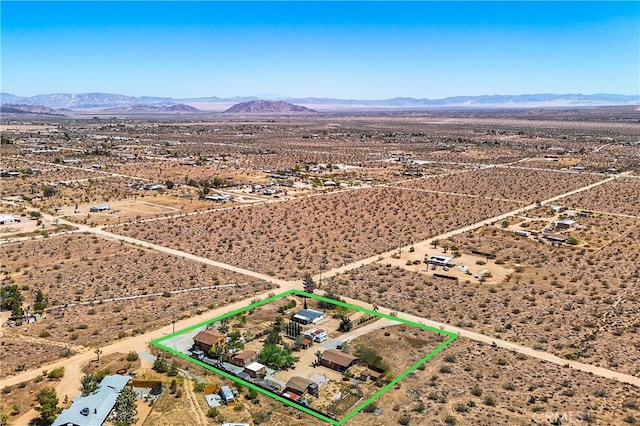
[[223, 100, 317, 114]]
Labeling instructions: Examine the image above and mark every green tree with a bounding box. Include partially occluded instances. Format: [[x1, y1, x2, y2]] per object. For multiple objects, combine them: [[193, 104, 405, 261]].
[[302, 272, 315, 294], [0, 285, 23, 315], [42, 185, 57, 198], [227, 330, 244, 352], [80, 374, 98, 396], [80, 369, 109, 396], [167, 362, 179, 377], [35, 387, 61, 424], [33, 290, 48, 312], [110, 387, 137, 426], [338, 317, 353, 332], [165, 180, 175, 189], [153, 358, 168, 373], [259, 343, 298, 369]]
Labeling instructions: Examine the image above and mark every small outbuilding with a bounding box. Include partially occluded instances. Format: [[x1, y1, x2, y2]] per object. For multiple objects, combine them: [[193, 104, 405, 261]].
[[284, 376, 318, 396], [243, 362, 266, 378]]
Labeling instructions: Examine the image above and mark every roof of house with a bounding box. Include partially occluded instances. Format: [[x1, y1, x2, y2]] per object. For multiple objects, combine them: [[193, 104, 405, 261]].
[[543, 233, 570, 241], [555, 219, 576, 225], [193, 330, 225, 346], [231, 350, 256, 361], [52, 374, 131, 426], [322, 349, 358, 367], [245, 362, 265, 372], [296, 309, 324, 320], [285, 376, 313, 394]]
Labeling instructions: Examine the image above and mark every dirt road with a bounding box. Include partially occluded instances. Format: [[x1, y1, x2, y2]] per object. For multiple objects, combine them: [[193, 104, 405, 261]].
[[2, 170, 634, 426]]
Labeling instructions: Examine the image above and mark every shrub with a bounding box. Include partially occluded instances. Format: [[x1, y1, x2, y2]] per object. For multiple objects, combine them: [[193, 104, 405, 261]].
[[125, 351, 139, 362], [455, 403, 468, 413], [363, 403, 378, 413], [253, 410, 271, 424], [484, 395, 496, 406], [471, 386, 483, 397], [439, 365, 453, 374], [398, 414, 410, 425], [47, 367, 65, 379]]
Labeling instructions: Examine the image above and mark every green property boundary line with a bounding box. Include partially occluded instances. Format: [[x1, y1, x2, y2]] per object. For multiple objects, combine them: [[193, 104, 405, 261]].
[[151, 289, 458, 425]]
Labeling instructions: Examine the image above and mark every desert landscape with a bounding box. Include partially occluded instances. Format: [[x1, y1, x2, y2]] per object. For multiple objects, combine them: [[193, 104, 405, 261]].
[[1, 106, 639, 425]]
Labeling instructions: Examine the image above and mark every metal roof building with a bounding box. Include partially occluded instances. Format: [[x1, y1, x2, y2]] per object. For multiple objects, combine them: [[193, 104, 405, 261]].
[[52, 374, 131, 426]]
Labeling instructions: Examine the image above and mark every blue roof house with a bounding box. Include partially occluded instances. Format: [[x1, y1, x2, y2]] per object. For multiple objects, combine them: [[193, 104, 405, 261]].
[[52, 374, 132, 426]]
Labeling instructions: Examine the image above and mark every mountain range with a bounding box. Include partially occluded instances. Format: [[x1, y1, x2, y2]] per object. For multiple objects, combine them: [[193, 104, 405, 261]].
[[1, 92, 637, 114]]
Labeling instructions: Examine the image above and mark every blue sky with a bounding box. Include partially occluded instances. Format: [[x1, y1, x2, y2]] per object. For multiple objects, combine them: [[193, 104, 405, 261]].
[[1, 1, 638, 99]]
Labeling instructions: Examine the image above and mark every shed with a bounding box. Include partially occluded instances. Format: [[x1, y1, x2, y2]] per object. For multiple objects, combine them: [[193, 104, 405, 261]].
[[320, 349, 359, 372], [244, 362, 266, 378], [284, 376, 318, 396]]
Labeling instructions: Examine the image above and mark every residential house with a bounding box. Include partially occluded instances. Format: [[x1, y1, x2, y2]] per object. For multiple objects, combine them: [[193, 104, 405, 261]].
[[52, 374, 131, 426], [292, 309, 324, 325], [554, 219, 576, 230], [426, 256, 453, 267], [193, 330, 226, 353], [543, 234, 570, 243], [89, 203, 110, 213], [320, 349, 358, 372], [229, 350, 257, 367]]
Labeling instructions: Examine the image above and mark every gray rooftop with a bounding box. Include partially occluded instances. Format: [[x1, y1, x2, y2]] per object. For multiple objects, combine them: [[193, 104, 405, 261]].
[[52, 374, 131, 426]]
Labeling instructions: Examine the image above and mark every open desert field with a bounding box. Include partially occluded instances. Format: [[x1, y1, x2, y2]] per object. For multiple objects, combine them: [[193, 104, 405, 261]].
[[0, 233, 274, 377], [348, 338, 640, 425], [398, 167, 606, 203], [1, 109, 639, 425], [111, 186, 522, 279], [325, 221, 640, 376], [562, 176, 640, 216]]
